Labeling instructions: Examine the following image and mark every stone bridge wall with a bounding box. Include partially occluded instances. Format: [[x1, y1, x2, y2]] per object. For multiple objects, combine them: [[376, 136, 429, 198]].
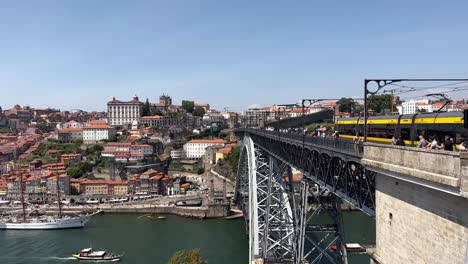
[[362, 143, 468, 264]]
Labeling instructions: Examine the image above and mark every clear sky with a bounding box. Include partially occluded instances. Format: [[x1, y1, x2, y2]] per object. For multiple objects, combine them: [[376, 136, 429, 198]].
[[1, 0, 467, 112]]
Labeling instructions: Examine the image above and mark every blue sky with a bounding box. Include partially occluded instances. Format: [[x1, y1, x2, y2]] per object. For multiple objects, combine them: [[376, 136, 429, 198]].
[[1, 0, 467, 112]]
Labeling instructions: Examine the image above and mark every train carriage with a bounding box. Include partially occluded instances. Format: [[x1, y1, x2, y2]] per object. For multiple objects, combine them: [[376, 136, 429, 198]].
[[335, 111, 468, 146]]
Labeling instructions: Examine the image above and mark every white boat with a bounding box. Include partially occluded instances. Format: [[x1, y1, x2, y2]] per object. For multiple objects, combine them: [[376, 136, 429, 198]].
[[0, 200, 10, 205], [0, 211, 101, 230], [86, 200, 99, 205], [0, 161, 100, 230], [72, 248, 123, 261]]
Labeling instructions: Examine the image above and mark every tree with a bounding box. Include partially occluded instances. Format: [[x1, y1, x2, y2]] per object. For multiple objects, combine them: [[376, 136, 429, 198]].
[[142, 98, 151, 116], [227, 146, 240, 175], [193, 106, 205, 117], [336, 97, 355, 113], [368, 94, 394, 114], [168, 249, 208, 264], [181, 100, 195, 113], [151, 109, 163, 116]]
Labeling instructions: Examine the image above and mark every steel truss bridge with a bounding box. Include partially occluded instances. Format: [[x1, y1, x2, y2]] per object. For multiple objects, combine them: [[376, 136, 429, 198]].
[[235, 129, 376, 264]]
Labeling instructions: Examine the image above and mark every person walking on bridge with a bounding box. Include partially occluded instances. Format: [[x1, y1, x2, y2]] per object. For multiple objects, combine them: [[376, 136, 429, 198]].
[[417, 135, 428, 148], [353, 133, 360, 154]]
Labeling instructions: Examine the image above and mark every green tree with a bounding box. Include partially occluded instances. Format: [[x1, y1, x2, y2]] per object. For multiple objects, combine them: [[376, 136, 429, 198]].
[[368, 94, 394, 114], [336, 97, 355, 113], [142, 98, 151, 116], [227, 146, 240, 175], [168, 249, 208, 264], [181, 100, 195, 113], [193, 106, 205, 117], [67, 162, 93, 178], [151, 109, 163, 116]]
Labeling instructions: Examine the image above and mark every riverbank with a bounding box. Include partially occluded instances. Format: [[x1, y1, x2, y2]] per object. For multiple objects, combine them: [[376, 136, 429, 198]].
[[1, 202, 231, 219]]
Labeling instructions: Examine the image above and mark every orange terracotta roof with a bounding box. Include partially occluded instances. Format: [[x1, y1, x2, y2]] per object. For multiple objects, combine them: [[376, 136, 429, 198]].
[[149, 175, 164, 180], [105, 142, 131, 146], [217, 147, 232, 155], [140, 115, 162, 120], [58, 128, 83, 133], [85, 125, 114, 129], [89, 120, 107, 125], [188, 139, 225, 144]]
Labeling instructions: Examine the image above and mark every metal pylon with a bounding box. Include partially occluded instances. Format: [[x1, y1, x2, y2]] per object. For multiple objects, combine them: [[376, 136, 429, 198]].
[[236, 135, 348, 264], [303, 184, 348, 264]]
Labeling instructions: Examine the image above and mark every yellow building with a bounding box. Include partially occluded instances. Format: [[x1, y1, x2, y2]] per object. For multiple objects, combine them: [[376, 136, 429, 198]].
[[112, 181, 128, 195], [215, 147, 232, 163], [82, 180, 108, 195]]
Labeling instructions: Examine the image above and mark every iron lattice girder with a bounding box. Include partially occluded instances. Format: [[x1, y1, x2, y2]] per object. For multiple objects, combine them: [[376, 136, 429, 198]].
[[236, 136, 298, 263], [247, 131, 376, 216]]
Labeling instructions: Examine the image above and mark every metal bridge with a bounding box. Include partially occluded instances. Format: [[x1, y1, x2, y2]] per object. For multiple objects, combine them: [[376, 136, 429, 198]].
[[235, 128, 375, 264]]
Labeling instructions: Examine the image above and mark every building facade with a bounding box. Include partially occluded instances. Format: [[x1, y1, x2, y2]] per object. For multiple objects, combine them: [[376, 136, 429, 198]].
[[184, 139, 225, 159], [107, 96, 143, 126], [57, 128, 83, 142], [83, 125, 116, 144]]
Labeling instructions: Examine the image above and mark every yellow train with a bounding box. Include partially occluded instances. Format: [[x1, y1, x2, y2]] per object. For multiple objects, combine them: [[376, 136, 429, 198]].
[[335, 111, 467, 146]]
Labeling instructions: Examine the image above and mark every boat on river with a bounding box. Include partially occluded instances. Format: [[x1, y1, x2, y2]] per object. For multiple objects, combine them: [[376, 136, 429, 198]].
[[146, 215, 167, 220], [72, 248, 123, 261], [0, 211, 101, 230], [0, 160, 100, 230]]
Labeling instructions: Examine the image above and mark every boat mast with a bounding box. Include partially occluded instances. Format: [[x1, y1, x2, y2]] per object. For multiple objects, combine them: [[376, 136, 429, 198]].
[[19, 162, 26, 222], [55, 149, 63, 219]]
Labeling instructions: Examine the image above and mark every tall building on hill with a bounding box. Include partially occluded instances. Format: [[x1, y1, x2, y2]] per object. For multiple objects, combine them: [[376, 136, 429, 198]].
[[107, 96, 143, 126], [159, 94, 172, 106]]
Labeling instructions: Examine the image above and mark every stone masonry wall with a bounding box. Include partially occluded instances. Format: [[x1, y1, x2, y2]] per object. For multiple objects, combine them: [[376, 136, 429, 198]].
[[373, 174, 468, 264]]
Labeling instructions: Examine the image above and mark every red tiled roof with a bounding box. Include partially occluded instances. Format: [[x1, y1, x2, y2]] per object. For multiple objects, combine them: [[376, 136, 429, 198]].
[[89, 120, 107, 125], [105, 142, 131, 146], [140, 115, 162, 120], [108, 98, 142, 105], [188, 139, 225, 144], [84, 125, 114, 129], [149, 175, 164, 180], [59, 128, 83, 133], [217, 147, 232, 155]]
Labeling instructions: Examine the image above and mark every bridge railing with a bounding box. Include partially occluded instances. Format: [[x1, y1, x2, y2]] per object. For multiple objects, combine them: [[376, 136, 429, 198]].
[[237, 128, 361, 155]]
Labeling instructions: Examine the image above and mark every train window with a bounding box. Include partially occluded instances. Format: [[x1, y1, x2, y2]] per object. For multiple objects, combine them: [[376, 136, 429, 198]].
[[340, 124, 355, 136], [454, 125, 468, 144], [400, 125, 411, 140], [387, 124, 396, 139], [416, 124, 428, 138], [422, 124, 455, 142], [368, 124, 388, 138]]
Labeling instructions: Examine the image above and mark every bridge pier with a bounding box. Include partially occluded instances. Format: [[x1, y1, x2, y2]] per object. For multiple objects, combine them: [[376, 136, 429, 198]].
[[363, 143, 468, 264]]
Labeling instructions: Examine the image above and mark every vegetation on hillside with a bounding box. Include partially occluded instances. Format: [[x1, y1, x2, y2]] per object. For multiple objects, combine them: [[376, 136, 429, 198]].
[[167, 249, 208, 264]]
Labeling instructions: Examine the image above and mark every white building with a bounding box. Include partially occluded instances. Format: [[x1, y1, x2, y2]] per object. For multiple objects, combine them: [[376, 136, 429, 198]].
[[184, 139, 225, 159], [57, 128, 83, 142], [170, 149, 187, 159], [399, 99, 432, 115], [56, 120, 84, 130], [101, 142, 153, 162], [107, 96, 143, 126], [83, 124, 116, 144]]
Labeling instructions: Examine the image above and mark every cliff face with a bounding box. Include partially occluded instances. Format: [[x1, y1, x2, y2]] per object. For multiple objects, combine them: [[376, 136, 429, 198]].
[[212, 159, 235, 181]]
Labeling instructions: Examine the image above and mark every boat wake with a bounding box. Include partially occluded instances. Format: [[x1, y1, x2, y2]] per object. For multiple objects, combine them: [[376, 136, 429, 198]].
[[49, 256, 76, 260]]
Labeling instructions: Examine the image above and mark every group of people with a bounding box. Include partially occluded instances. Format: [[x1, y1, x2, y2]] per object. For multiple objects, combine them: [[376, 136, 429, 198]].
[[416, 135, 452, 150], [401, 134, 468, 151]]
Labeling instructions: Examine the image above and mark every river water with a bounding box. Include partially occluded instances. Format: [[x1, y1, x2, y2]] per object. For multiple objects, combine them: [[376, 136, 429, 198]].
[[0, 211, 374, 264]]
